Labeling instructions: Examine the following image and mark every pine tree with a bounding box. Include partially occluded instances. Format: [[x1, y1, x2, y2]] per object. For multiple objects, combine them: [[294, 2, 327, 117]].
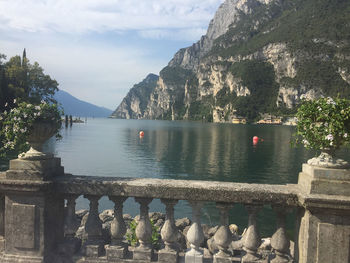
[[22, 48, 26, 67]]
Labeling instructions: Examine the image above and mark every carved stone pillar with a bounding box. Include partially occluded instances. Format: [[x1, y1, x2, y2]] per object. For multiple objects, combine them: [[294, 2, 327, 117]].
[[213, 203, 232, 263], [271, 205, 291, 263], [242, 204, 262, 263], [1, 157, 65, 262], [185, 201, 204, 263], [134, 197, 153, 261], [295, 164, 350, 263], [83, 195, 104, 257], [106, 196, 128, 260], [159, 199, 178, 262]]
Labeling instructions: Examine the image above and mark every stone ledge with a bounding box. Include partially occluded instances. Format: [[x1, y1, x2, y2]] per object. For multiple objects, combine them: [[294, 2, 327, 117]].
[[298, 164, 350, 196], [53, 175, 299, 205], [0, 178, 53, 193]]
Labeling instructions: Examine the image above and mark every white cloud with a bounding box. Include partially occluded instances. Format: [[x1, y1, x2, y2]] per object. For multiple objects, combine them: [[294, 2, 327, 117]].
[[0, 35, 166, 109], [0, 0, 224, 40], [138, 28, 208, 41], [0, 0, 225, 109]]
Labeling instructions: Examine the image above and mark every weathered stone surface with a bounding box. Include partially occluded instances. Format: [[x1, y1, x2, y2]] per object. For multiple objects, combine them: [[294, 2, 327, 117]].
[[6, 157, 64, 181], [53, 175, 299, 205], [298, 164, 350, 196], [106, 244, 127, 260], [158, 249, 178, 263], [175, 217, 191, 231], [296, 165, 350, 263], [12, 203, 36, 249], [85, 244, 104, 258]]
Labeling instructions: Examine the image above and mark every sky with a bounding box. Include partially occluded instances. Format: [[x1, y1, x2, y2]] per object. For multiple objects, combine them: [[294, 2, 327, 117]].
[[0, 0, 224, 110]]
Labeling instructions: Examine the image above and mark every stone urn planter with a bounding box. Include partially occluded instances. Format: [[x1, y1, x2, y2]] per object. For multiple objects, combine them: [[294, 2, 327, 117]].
[[307, 148, 349, 169], [294, 97, 350, 169], [20, 122, 59, 160]]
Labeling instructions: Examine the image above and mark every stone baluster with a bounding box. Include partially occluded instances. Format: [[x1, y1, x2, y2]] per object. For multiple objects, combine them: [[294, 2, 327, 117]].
[[159, 199, 179, 262], [134, 197, 153, 261], [185, 201, 204, 263], [213, 203, 233, 263], [59, 194, 81, 255], [0, 195, 4, 252], [83, 195, 104, 257], [64, 194, 80, 239], [271, 205, 291, 263], [106, 196, 128, 260], [242, 204, 262, 262]]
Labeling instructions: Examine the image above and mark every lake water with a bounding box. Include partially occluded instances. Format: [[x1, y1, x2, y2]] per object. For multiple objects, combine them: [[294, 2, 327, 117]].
[[7, 118, 350, 236]]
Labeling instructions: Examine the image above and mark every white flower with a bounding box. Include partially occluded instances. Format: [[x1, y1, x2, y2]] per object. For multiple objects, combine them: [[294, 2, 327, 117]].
[[13, 99, 16, 103], [27, 104, 32, 108], [345, 133, 348, 138], [325, 134, 334, 141], [303, 139, 310, 146], [23, 113, 27, 118], [4, 102, 8, 107], [330, 141, 334, 146], [317, 106, 322, 111], [35, 106, 41, 110], [37, 112, 41, 116], [326, 97, 336, 105], [300, 94, 306, 99]]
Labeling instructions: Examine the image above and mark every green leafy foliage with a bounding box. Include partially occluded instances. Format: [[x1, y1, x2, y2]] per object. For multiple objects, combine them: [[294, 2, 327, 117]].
[[213, 0, 350, 58], [160, 66, 194, 87], [0, 51, 59, 113], [188, 96, 214, 122], [229, 60, 279, 120], [125, 219, 161, 249], [208, 0, 350, 109], [215, 85, 237, 108], [0, 100, 63, 158], [294, 97, 350, 151]]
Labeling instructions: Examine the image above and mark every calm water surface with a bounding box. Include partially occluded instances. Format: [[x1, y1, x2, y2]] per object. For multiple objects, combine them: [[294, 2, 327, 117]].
[[37, 118, 349, 235]]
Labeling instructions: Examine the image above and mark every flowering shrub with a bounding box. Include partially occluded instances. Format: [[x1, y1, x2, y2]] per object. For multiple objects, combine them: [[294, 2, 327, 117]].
[[294, 97, 350, 152], [0, 100, 62, 157]]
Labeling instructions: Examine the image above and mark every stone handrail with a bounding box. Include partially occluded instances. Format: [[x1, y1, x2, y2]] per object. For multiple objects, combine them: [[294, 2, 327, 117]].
[[0, 157, 350, 263], [54, 174, 300, 205]]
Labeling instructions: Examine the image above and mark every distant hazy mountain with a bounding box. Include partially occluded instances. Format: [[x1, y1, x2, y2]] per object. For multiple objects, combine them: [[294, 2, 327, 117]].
[[54, 90, 113, 117]]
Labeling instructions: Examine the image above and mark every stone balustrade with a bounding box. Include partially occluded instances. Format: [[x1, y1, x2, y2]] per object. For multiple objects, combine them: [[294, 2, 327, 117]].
[[0, 157, 350, 263]]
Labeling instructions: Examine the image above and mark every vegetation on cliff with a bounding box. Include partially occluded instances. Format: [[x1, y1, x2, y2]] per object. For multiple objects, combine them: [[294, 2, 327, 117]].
[[113, 0, 350, 122]]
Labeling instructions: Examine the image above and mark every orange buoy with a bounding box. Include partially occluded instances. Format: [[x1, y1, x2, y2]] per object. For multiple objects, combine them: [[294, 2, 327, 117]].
[[139, 131, 144, 138]]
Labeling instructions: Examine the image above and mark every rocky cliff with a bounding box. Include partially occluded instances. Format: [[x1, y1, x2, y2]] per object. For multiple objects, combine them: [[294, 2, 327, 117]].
[[111, 0, 350, 122]]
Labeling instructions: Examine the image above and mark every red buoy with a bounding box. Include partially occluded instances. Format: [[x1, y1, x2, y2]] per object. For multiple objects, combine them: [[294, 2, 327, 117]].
[[139, 131, 144, 138], [253, 136, 259, 145]]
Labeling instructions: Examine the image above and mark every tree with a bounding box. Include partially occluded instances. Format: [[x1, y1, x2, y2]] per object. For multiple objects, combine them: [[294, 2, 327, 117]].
[[2, 49, 58, 107], [0, 54, 8, 111]]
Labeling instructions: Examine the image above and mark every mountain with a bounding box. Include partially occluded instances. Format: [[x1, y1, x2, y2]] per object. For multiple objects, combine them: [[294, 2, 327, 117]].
[[112, 0, 350, 122], [54, 90, 113, 117], [111, 74, 159, 119]]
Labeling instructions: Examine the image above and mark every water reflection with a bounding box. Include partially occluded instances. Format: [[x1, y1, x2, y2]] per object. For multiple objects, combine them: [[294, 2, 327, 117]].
[[29, 119, 350, 235]]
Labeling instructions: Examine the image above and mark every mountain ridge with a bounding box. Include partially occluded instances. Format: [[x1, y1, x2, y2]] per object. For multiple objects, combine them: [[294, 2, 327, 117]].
[[112, 0, 350, 122], [55, 90, 113, 117]]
